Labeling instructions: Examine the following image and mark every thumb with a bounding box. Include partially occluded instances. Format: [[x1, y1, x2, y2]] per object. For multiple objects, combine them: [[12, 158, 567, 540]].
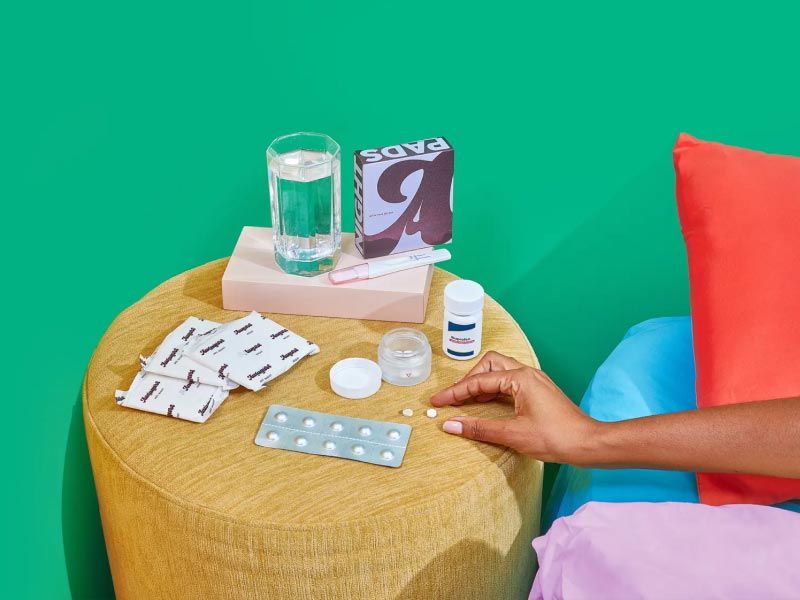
[[442, 416, 517, 446]]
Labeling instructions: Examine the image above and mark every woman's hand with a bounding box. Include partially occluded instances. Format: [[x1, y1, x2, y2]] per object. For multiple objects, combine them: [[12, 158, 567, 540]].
[[433, 353, 800, 477], [430, 351, 599, 464], [432, 349, 800, 477]]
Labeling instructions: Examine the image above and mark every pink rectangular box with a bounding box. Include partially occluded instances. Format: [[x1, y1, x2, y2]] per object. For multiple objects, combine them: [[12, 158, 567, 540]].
[[222, 227, 433, 322]]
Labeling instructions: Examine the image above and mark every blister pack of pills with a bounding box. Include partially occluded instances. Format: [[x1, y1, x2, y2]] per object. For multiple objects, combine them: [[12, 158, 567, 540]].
[[255, 405, 412, 468]]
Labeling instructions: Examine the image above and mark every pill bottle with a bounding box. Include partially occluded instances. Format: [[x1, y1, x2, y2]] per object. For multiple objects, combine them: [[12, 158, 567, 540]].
[[442, 280, 484, 360]]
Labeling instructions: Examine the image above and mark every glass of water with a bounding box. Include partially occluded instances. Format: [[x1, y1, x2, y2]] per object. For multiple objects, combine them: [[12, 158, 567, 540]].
[[267, 132, 341, 276]]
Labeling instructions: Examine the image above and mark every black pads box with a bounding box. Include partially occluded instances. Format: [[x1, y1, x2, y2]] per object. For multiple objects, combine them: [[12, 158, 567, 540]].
[[354, 137, 454, 259]]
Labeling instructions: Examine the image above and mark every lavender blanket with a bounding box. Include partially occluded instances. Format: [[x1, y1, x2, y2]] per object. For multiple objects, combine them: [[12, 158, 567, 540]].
[[531, 501, 800, 600]]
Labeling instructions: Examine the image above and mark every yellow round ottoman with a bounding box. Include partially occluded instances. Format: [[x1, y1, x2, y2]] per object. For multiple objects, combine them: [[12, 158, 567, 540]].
[[84, 260, 543, 600]]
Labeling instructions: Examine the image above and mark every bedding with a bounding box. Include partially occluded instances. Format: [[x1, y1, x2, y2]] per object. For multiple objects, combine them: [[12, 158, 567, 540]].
[[532, 501, 800, 600], [544, 317, 800, 528]]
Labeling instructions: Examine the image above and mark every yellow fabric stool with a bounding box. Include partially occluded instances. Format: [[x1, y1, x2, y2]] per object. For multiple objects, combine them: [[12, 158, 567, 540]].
[[84, 260, 543, 599]]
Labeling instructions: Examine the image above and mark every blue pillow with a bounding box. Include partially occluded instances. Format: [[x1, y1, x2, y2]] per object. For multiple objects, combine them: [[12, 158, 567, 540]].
[[544, 316, 800, 528], [544, 317, 697, 527]]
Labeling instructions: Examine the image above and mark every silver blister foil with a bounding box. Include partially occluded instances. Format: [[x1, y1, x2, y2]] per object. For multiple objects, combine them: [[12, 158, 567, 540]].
[[255, 404, 412, 468]]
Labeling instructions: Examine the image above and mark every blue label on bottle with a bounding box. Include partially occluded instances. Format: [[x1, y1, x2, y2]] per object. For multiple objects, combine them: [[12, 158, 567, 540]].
[[447, 321, 475, 332], [447, 348, 475, 357]]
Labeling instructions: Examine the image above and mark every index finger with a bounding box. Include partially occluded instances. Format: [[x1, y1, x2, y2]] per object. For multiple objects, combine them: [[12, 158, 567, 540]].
[[430, 370, 520, 407], [463, 351, 524, 379], [459, 352, 525, 402]]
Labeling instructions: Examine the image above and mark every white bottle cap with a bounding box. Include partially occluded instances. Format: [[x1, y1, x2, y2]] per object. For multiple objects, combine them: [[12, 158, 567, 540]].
[[444, 280, 485, 315], [329, 358, 382, 399]]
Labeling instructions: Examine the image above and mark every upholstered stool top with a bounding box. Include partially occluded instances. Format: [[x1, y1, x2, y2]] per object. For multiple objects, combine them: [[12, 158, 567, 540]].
[[84, 259, 543, 599]]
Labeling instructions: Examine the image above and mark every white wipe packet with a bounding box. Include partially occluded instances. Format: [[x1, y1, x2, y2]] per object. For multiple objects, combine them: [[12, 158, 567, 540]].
[[141, 317, 238, 390], [186, 311, 319, 391], [115, 371, 229, 424]]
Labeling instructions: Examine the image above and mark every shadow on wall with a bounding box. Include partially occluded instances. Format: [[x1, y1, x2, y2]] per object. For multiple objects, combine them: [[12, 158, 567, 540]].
[[496, 161, 690, 501], [62, 388, 115, 600], [497, 160, 689, 402]]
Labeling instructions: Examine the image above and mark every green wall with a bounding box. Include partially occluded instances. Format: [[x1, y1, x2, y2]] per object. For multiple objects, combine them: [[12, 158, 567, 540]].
[[4, 1, 800, 597]]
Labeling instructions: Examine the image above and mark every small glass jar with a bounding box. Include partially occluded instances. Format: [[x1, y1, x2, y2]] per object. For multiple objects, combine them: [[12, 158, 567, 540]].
[[378, 328, 432, 386]]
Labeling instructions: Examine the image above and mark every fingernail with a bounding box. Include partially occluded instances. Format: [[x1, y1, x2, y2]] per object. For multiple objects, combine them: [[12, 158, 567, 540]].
[[443, 420, 463, 435]]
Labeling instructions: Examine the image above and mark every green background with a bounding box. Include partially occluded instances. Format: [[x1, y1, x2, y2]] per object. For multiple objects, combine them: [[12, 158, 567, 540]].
[[4, 1, 800, 597]]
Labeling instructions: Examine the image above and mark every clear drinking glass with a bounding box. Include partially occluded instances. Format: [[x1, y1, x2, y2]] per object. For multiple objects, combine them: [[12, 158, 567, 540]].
[[267, 132, 341, 276]]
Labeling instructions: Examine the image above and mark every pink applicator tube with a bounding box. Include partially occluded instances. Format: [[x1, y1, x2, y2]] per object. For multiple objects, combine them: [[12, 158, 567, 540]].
[[328, 249, 451, 284]]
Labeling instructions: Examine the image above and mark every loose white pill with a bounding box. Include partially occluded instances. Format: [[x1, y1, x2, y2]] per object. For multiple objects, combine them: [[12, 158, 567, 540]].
[[323, 440, 336, 450], [352, 444, 365, 455], [294, 436, 308, 447], [401, 408, 413, 417], [426, 408, 438, 418], [380, 450, 394, 460], [266, 431, 279, 441], [358, 426, 372, 437], [387, 429, 401, 440], [330, 422, 343, 432], [275, 411, 288, 422], [302, 417, 315, 428]]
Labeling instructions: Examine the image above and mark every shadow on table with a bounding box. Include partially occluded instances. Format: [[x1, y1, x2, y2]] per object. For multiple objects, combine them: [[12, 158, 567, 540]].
[[62, 387, 115, 600], [488, 161, 688, 516]]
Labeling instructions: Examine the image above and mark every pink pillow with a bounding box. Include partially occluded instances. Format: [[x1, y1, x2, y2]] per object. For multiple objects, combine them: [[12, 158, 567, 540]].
[[531, 502, 800, 600]]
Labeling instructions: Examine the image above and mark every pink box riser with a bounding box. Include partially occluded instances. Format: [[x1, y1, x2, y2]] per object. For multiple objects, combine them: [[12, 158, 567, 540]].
[[222, 227, 433, 323]]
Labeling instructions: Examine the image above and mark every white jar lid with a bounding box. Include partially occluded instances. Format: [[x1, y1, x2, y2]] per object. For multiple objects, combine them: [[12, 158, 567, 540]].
[[329, 358, 382, 399], [444, 280, 484, 315]]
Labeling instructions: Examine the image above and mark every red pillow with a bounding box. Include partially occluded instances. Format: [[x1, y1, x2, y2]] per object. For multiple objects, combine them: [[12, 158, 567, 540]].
[[674, 133, 800, 505]]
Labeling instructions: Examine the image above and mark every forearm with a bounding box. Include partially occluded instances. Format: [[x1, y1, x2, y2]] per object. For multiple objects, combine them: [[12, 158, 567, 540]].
[[577, 397, 800, 478]]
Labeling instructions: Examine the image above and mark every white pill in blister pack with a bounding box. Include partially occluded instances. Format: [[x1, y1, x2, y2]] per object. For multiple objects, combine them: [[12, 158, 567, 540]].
[[254, 405, 412, 468]]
